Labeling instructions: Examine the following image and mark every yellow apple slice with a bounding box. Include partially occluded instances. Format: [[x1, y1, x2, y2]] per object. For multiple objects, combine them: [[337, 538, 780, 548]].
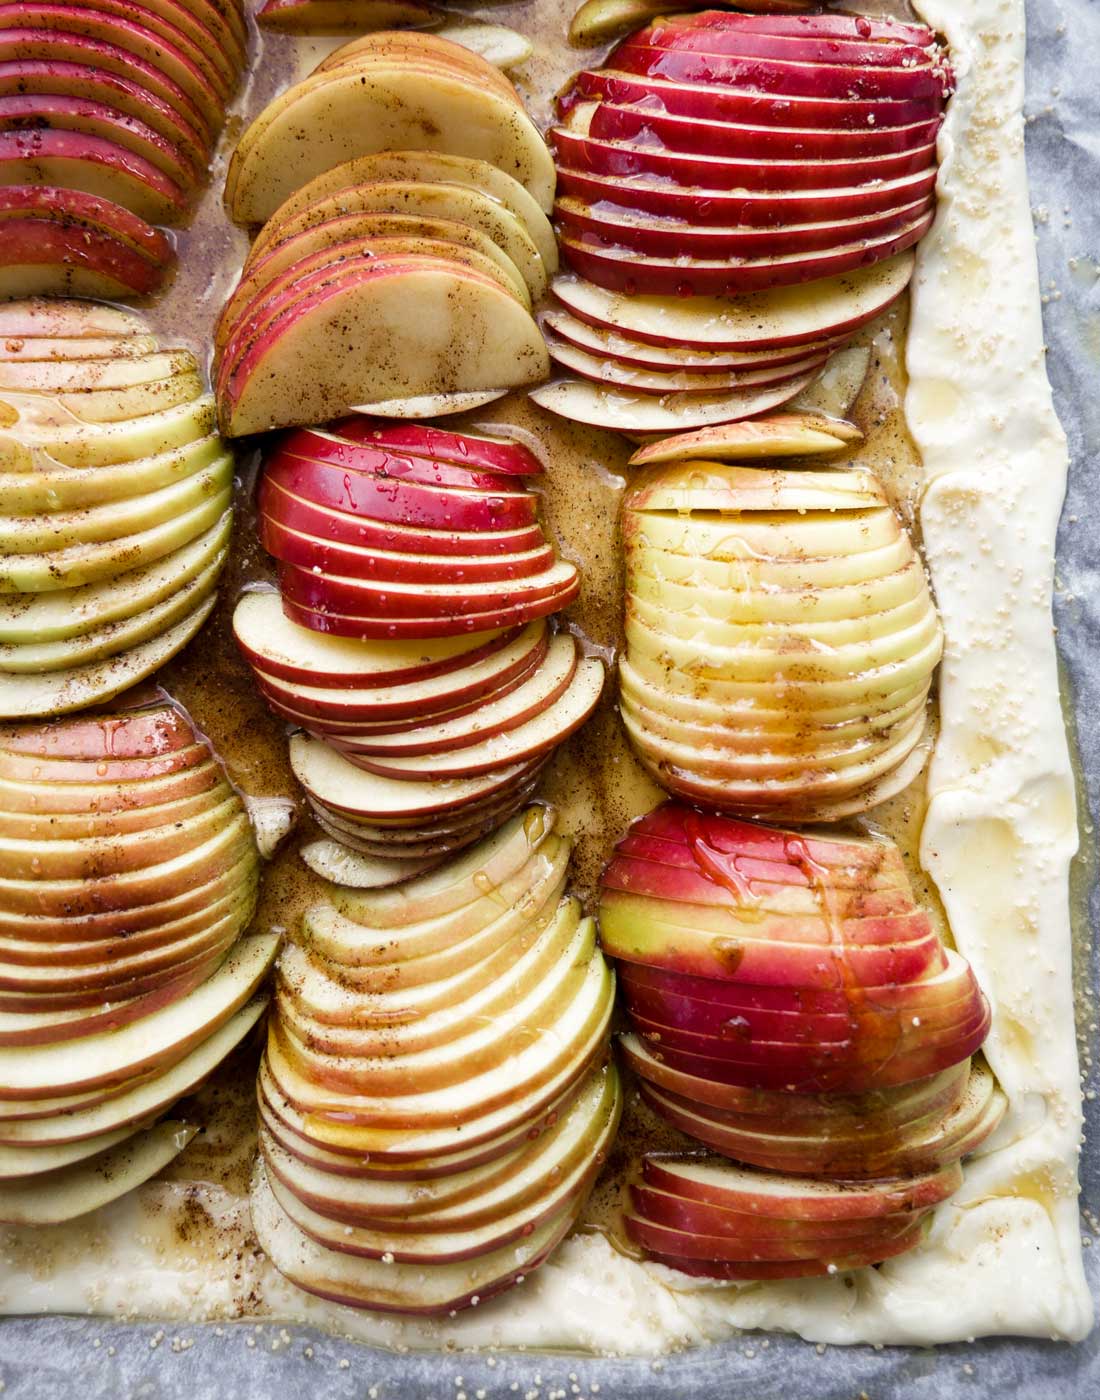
[[0, 397, 216, 471], [226, 64, 555, 224], [253, 151, 557, 272]]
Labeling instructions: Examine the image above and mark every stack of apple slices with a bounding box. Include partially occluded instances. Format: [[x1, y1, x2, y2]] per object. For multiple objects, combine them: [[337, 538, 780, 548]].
[[0, 701, 278, 1225], [0, 299, 233, 720], [534, 10, 948, 431], [234, 419, 603, 885], [598, 803, 1003, 1278], [252, 809, 621, 1313], [217, 34, 556, 434], [0, 0, 247, 296], [620, 462, 943, 820]]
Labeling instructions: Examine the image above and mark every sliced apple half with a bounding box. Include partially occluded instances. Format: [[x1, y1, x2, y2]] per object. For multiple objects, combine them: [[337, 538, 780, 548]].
[[225, 50, 555, 223], [219, 257, 549, 437], [251, 151, 557, 271]]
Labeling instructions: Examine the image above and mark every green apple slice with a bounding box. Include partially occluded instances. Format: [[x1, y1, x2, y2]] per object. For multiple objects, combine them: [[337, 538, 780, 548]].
[[0, 299, 147, 340], [0, 350, 197, 393], [0, 1121, 197, 1223], [0, 590, 216, 718], [0, 998, 267, 1147], [0, 334, 160, 363], [0, 515, 230, 646], [0, 433, 225, 514], [226, 65, 555, 223], [0, 454, 231, 555], [1, 484, 231, 593], [625, 465, 886, 515]]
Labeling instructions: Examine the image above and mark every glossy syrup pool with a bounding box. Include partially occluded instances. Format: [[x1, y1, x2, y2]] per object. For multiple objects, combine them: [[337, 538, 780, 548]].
[[0, 0, 959, 1312]]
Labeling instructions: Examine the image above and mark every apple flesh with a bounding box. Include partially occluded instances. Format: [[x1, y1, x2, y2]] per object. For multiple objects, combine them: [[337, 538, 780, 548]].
[[252, 808, 617, 1311]]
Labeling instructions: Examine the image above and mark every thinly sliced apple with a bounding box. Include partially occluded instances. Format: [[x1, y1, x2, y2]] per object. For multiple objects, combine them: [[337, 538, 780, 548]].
[[351, 391, 509, 419], [301, 839, 438, 888], [434, 22, 532, 71], [226, 63, 555, 223], [0, 1122, 136, 1176], [628, 414, 862, 464], [545, 333, 826, 394], [0, 395, 214, 471], [252, 151, 557, 272], [0, 349, 195, 394], [0, 215, 170, 300], [530, 373, 815, 432], [0, 518, 229, 648], [0, 1121, 196, 1223], [256, 0, 435, 32], [552, 254, 914, 350], [0, 181, 175, 263], [220, 259, 549, 437], [0, 998, 266, 1145], [252, 1161, 579, 1314], [0, 592, 217, 718], [0, 934, 276, 1098], [788, 345, 872, 418]]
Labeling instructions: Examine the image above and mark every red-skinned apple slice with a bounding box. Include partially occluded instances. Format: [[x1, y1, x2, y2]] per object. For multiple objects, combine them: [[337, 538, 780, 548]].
[[640, 1153, 962, 1223], [670, 13, 936, 45], [542, 310, 847, 374], [260, 476, 545, 559], [544, 333, 826, 394], [0, 214, 170, 300], [263, 453, 537, 532], [0, 59, 210, 168], [627, 414, 861, 462], [0, 182, 175, 264], [290, 733, 543, 820], [553, 118, 938, 193], [564, 67, 944, 131], [585, 102, 941, 160], [0, 933, 277, 1099], [626, 1212, 926, 1271], [558, 211, 934, 296], [551, 253, 914, 349], [631, 1187, 924, 1245], [261, 517, 555, 587], [232, 591, 523, 690], [553, 194, 934, 263], [334, 419, 542, 476], [634, 22, 935, 70], [0, 93, 201, 190], [0, 126, 188, 224], [336, 657, 602, 776], [270, 429, 533, 492], [607, 44, 948, 102], [555, 163, 939, 229]]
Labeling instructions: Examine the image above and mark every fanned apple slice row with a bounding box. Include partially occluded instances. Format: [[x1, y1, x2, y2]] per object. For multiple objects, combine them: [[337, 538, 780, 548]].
[[544, 333, 828, 395], [219, 258, 550, 437], [251, 152, 557, 272], [225, 59, 555, 223], [0, 998, 266, 1147], [0, 592, 217, 718], [0, 1121, 197, 1223], [0, 933, 277, 1098], [252, 1161, 580, 1315], [552, 253, 915, 350]]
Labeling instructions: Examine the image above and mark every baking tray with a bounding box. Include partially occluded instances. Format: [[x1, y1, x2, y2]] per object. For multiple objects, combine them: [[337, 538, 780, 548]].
[[0, 0, 1098, 1394]]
